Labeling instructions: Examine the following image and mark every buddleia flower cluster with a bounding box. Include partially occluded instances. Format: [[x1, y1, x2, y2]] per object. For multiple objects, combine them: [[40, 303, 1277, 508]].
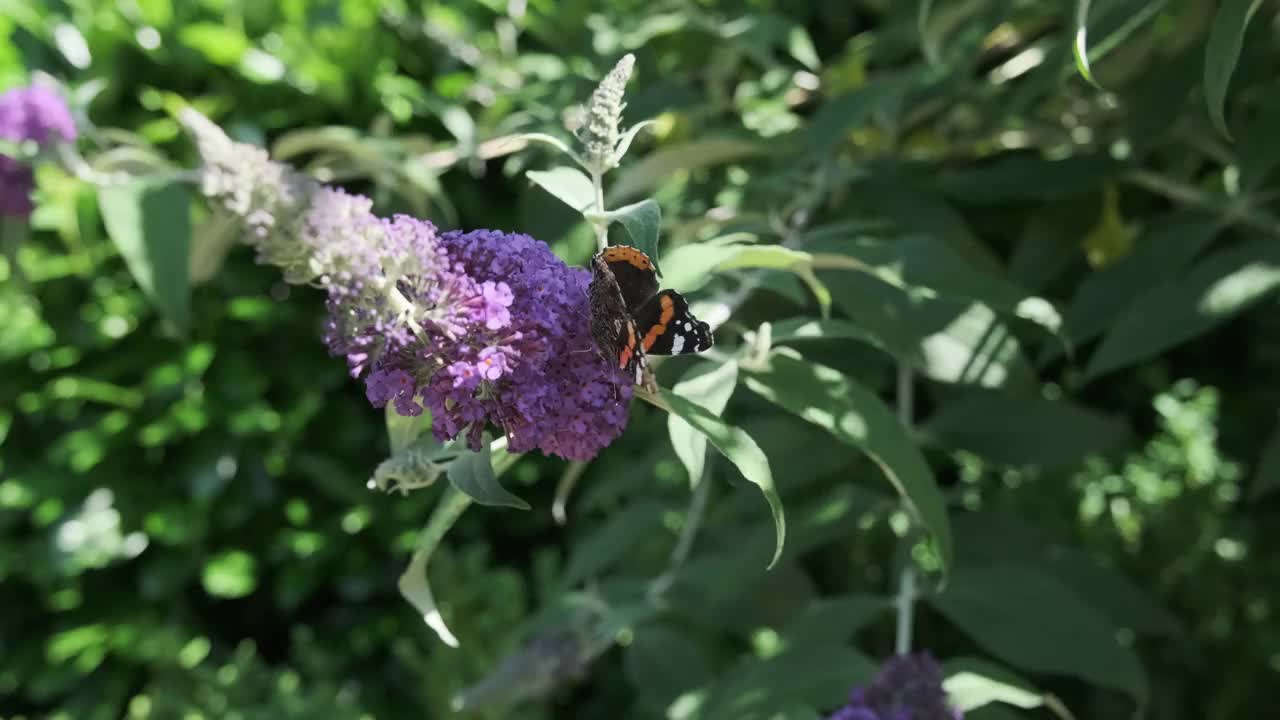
[[179, 110, 631, 460], [0, 83, 77, 217], [828, 653, 962, 720]]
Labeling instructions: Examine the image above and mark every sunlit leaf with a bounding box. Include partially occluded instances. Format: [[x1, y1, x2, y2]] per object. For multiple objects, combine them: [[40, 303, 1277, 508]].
[[1073, 0, 1101, 88], [742, 353, 952, 574], [668, 360, 739, 487], [642, 388, 785, 569], [1204, 0, 1265, 139], [98, 179, 192, 333], [527, 166, 596, 213], [1086, 241, 1280, 380], [607, 138, 771, 204], [943, 660, 1044, 713]]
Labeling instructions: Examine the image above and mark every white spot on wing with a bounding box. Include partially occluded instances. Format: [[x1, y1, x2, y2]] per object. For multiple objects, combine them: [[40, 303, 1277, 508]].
[[671, 334, 685, 354]]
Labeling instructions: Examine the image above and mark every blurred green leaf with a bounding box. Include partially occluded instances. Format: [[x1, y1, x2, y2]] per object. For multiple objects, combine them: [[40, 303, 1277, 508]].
[[645, 388, 785, 569], [564, 500, 665, 585], [608, 199, 662, 273], [98, 179, 192, 333], [447, 439, 529, 510], [624, 622, 715, 712], [663, 237, 816, 295], [668, 360, 739, 487], [527, 166, 596, 213], [607, 138, 770, 204], [202, 550, 257, 599], [930, 564, 1148, 705], [921, 389, 1131, 467], [1204, 0, 1265, 139], [743, 353, 952, 574], [1086, 241, 1280, 379], [179, 23, 250, 66]]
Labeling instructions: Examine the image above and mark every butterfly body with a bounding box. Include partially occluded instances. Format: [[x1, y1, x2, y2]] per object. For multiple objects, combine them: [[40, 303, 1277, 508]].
[[588, 245, 713, 387]]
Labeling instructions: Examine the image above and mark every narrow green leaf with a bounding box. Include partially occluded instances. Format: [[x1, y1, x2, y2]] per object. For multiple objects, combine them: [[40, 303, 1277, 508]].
[[526, 166, 596, 213], [769, 317, 885, 353], [1204, 0, 1265, 139], [1086, 242, 1280, 380], [98, 179, 192, 332], [608, 199, 662, 274], [918, 0, 941, 66], [564, 500, 666, 585], [668, 361, 740, 487], [446, 439, 530, 510], [787, 25, 820, 70], [643, 388, 785, 568], [920, 389, 1131, 468], [930, 564, 1148, 704], [742, 353, 952, 575], [399, 488, 472, 647], [1073, 0, 1102, 88]]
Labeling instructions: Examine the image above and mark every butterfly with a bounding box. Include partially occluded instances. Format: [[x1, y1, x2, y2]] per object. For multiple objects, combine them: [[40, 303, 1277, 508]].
[[588, 244, 714, 388]]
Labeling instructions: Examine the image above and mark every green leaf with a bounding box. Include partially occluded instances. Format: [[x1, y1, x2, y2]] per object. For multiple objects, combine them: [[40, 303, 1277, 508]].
[[178, 23, 250, 66], [564, 500, 666, 585], [1250, 417, 1280, 499], [769, 317, 885, 354], [1086, 241, 1280, 380], [662, 237, 816, 295], [1204, 0, 1265, 139], [607, 138, 771, 204], [930, 564, 1148, 704], [608, 199, 662, 273], [644, 388, 785, 568], [526, 166, 596, 213], [446, 439, 530, 510], [920, 389, 1131, 468], [804, 73, 915, 151], [399, 488, 471, 647], [943, 661, 1044, 713], [742, 353, 952, 575], [98, 179, 192, 333], [780, 593, 888, 649], [1057, 212, 1220, 352], [668, 361, 740, 487], [952, 511, 1180, 637], [624, 622, 715, 712], [1073, 0, 1102, 88], [811, 235, 1061, 334], [202, 550, 257, 598]]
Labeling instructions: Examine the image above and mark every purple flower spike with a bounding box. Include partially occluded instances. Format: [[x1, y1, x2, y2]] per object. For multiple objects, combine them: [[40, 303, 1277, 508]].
[[827, 653, 961, 720], [325, 223, 632, 461], [0, 83, 77, 218]]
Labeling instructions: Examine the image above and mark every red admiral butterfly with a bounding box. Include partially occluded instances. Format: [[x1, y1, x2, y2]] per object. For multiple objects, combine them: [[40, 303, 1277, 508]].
[[588, 244, 714, 388]]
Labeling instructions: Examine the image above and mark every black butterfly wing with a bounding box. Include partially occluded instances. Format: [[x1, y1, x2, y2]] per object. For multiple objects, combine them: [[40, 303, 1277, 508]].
[[633, 289, 713, 356], [599, 245, 659, 311]]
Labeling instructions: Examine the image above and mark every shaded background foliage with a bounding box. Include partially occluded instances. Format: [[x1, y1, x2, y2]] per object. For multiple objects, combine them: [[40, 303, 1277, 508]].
[[3, 0, 1280, 718]]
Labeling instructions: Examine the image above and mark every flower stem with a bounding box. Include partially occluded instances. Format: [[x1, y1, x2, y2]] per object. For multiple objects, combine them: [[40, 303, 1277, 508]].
[[591, 169, 608, 251], [894, 362, 916, 655]]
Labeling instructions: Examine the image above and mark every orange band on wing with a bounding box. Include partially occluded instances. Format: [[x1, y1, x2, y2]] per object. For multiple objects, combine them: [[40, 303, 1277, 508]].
[[641, 294, 675, 351], [618, 322, 637, 368], [602, 245, 653, 270]]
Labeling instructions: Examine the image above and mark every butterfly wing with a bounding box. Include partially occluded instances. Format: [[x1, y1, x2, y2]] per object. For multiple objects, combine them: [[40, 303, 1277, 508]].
[[589, 255, 647, 384], [633, 289, 714, 356], [600, 245, 659, 311]]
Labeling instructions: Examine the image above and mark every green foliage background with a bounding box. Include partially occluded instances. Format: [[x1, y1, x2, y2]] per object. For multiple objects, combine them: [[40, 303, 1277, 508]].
[[3, 1, 1280, 718]]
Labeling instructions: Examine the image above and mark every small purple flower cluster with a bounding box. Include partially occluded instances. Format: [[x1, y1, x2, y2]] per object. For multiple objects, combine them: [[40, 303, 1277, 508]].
[[0, 84, 77, 217], [829, 653, 961, 720]]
